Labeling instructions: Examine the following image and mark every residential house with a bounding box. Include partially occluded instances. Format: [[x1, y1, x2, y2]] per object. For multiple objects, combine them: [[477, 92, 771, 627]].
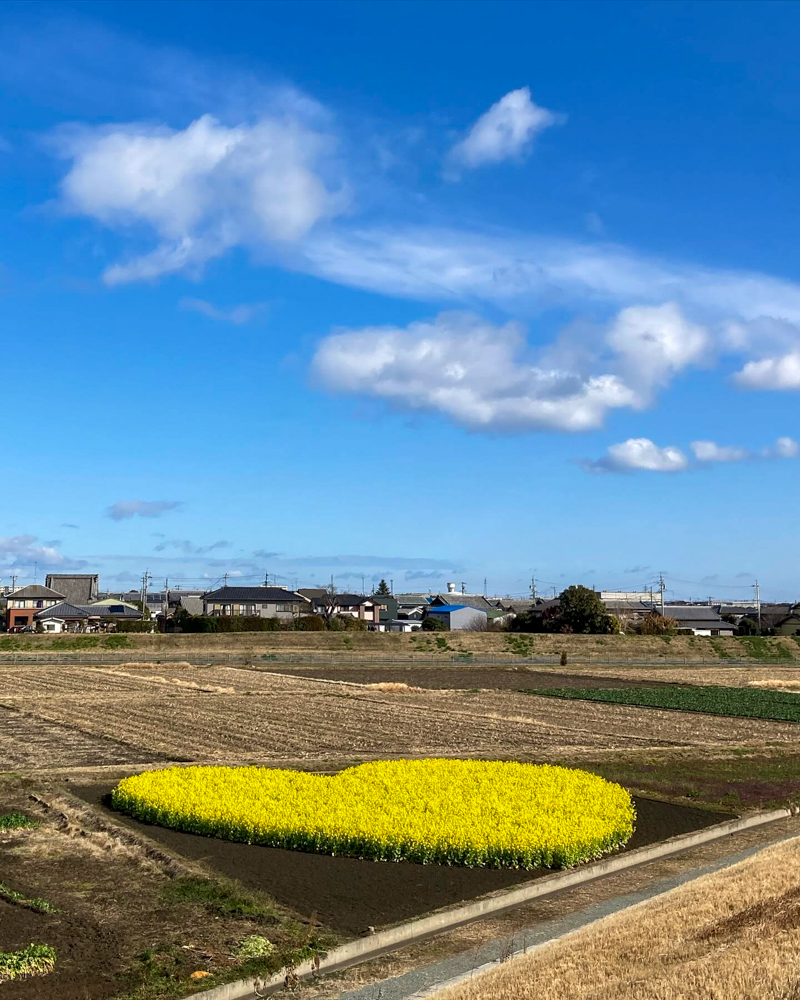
[[5, 584, 66, 630], [308, 593, 382, 624], [202, 586, 309, 620], [45, 574, 99, 605], [428, 593, 495, 614], [34, 600, 143, 633], [774, 605, 800, 636], [425, 604, 488, 630], [662, 606, 736, 636]]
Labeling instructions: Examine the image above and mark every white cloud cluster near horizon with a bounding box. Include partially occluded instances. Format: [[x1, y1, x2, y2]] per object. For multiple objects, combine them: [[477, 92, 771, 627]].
[[585, 435, 799, 473], [312, 305, 711, 433], [55, 112, 346, 284], [447, 87, 558, 174]]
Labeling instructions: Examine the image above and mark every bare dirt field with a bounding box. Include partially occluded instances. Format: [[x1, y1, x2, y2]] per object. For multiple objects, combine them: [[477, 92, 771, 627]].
[[4, 664, 800, 774]]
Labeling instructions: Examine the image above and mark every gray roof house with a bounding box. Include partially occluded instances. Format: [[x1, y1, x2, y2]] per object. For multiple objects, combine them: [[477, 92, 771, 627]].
[[45, 574, 99, 605], [203, 586, 309, 619], [662, 606, 736, 636], [428, 593, 495, 613]]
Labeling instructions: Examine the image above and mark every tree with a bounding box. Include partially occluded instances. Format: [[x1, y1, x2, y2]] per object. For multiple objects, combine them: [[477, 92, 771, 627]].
[[318, 584, 340, 625], [547, 586, 616, 635], [636, 612, 677, 635], [422, 614, 449, 631], [375, 579, 391, 596]]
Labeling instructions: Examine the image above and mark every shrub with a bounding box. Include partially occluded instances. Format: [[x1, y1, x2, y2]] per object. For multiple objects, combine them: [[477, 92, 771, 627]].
[[234, 935, 274, 960], [293, 615, 326, 631], [0, 812, 39, 831], [0, 944, 57, 982], [560, 650, 568, 666]]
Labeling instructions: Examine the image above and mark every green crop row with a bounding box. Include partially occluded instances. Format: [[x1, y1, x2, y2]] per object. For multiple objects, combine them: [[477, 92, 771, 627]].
[[0, 944, 57, 982], [525, 685, 800, 722]]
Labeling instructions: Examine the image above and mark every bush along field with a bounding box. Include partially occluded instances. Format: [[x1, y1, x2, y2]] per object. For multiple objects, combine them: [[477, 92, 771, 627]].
[[112, 760, 636, 870], [526, 685, 800, 722]]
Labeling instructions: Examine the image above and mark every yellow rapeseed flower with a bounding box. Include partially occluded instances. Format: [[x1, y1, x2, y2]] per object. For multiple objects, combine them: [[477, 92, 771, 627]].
[[112, 760, 635, 869]]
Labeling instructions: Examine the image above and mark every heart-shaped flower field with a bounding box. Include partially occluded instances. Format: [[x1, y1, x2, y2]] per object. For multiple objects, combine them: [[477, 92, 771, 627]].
[[112, 760, 635, 869]]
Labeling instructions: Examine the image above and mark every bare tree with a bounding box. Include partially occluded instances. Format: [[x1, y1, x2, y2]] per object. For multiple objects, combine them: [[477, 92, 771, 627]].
[[463, 614, 489, 631], [318, 583, 340, 624]]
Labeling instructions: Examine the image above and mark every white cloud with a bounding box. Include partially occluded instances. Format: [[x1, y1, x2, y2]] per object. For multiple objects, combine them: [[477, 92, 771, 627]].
[[767, 436, 799, 459], [585, 438, 689, 474], [0, 535, 84, 570], [606, 304, 708, 402], [734, 351, 800, 390], [179, 297, 267, 324], [691, 440, 749, 463], [313, 304, 711, 433], [313, 311, 639, 432], [107, 500, 183, 520], [448, 88, 558, 172], [55, 113, 346, 283]]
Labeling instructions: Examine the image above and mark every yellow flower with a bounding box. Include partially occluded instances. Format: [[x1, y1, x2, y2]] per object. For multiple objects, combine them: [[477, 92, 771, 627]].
[[112, 760, 635, 870]]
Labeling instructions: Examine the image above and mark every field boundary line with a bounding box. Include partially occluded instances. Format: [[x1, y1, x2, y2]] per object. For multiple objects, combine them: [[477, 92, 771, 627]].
[[189, 806, 798, 1000]]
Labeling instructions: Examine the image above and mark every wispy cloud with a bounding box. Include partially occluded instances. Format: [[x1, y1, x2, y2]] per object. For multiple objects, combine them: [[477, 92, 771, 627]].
[[106, 500, 183, 520], [179, 297, 269, 324], [446, 87, 559, 175], [153, 539, 229, 555], [624, 565, 650, 574], [61, 522, 79, 529]]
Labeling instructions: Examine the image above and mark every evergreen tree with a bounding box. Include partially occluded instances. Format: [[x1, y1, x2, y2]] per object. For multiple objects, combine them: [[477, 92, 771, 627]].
[[375, 579, 391, 596]]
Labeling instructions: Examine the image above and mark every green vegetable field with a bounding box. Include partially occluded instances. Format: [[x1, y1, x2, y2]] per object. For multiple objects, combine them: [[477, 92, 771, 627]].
[[525, 685, 800, 722]]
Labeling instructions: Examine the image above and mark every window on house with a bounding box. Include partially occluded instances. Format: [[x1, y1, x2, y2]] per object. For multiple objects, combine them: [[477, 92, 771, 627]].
[[36, 600, 44, 608], [275, 603, 292, 612]]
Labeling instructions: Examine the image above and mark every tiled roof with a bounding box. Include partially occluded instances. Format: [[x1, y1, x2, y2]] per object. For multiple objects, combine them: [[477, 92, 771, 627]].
[[10, 584, 66, 600], [203, 587, 304, 602], [35, 601, 89, 619]]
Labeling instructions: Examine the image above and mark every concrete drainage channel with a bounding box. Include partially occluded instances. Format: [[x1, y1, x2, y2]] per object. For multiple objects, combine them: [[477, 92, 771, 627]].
[[193, 807, 797, 1000]]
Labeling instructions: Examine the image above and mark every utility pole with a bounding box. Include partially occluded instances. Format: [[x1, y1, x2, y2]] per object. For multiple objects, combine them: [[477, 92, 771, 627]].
[[163, 579, 169, 619], [755, 580, 762, 634], [263, 571, 269, 587], [658, 574, 666, 616], [483, 577, 487, 597], [390, 578, 394, 595], [10, 574, 17, 592], [223, 573, 228, 587], [530, 574, 537, 599], [33, 562, 38, 584], [141, 569, 151, 619], [361, 574, 365, 595]]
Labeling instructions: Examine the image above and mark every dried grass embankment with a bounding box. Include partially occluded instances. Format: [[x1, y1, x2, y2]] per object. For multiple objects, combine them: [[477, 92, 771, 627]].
[[1, 630, 799, 662], [436, 835, 800, 1000]]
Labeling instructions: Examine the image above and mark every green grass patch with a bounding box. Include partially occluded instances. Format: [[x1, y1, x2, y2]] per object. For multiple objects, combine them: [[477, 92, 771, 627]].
[[161, 877, 277, 922], [737, 636, 794, 662], [0, 943, 57, 982], [0, 811, 39, 830], [0, 882, 59, 914], [525, 684, 800, 722]]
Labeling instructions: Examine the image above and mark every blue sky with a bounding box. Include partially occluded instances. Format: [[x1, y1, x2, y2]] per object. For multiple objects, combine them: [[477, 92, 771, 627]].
[[2, 0, 799, 601]]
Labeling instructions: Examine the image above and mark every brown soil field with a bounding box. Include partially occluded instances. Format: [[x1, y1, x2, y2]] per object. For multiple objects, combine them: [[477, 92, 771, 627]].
[[436, 832, 800, 1000], [4, 665, 798, 774], [1, 628, 799, 661], [0, 785, 326, 1000], [73, 783, 724, 934]]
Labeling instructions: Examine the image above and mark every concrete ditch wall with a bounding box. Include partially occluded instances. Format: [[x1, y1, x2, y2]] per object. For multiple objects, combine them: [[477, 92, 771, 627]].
[[194, 807, 796, 1000]]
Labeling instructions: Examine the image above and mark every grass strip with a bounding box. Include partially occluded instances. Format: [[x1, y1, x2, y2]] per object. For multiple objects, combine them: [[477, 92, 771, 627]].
[[161, 876, 277, 921], [0, 943, 57, 982], [524, 685, 800, 722], [0, 882, 59, 914], [0, 811, 39, 830]]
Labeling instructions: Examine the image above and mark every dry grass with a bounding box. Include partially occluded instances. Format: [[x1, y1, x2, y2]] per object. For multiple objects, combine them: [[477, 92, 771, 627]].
[[750, 679, 800, 691], [436, 834, 800, 1000], [361, 682, 423, 693], [119, 661, 194, 670]]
